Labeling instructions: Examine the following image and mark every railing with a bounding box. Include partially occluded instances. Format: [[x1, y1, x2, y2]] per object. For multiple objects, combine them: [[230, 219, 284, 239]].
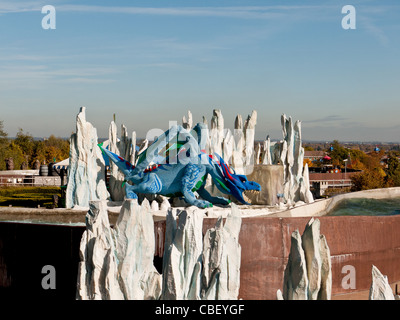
[[310, 179, 352, 188], [0, 175, 61, 187]]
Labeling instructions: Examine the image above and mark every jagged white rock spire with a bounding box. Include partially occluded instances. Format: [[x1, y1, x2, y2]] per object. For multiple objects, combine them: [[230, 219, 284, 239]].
[[259, 114, 314, 205], [280, 218, 331, 300], [108, 120, 136, 201], [76, 199, 162, 300], [369, 265, 395, 300], [66, 107, 109, 209]]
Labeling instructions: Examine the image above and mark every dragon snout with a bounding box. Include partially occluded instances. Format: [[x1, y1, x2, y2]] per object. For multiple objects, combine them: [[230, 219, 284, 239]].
[[242, 182, 261, 204]]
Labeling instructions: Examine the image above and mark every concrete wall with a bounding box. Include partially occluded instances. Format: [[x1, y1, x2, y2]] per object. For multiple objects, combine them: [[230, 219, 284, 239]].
[[1, 215, 399, 300], [268, 186, 400, 218], [152, 212, 400, 300], [2, 188, 400, 300]]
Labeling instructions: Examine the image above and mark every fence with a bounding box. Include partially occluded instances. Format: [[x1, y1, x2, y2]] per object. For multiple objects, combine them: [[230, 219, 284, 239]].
[[0, 175, 61, 187], [309, 179, 353, 188]]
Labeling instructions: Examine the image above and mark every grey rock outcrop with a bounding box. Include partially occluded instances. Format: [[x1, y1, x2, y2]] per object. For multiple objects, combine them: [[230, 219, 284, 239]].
[[280, 218, 331, 300]]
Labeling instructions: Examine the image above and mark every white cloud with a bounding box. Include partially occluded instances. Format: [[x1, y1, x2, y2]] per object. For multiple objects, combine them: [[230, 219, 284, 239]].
[[0, 65, 117, 90], [0, 1, 49, 13], [0, 2, 334, 20]]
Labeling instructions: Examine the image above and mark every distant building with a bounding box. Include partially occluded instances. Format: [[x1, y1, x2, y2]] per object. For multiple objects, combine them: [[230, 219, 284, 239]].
[[309, 170, 360, 198], [304, 150, 326, 162]]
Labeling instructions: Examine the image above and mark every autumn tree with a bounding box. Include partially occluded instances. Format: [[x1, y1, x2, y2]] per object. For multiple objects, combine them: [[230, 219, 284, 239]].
[[351, 167, 387, 191], [385, 152, 400, 187], [0, 122, 70, 169], [32, 135, 70, 165], [328, 140, 349, 166]]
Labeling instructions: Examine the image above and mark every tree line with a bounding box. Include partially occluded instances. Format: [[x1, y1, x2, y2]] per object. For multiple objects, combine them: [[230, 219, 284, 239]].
[[304, 139, 400, 191], [0, 120, 70, 171]]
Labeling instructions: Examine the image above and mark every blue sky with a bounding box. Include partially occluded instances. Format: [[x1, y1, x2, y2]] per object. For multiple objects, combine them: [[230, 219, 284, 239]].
[[0, 0, 399, 142]]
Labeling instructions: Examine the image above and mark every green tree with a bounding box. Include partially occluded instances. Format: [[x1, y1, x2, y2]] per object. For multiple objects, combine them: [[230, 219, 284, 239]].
[[1, 141, 25, 170], [0, 120, 8, 147], [329, 140, 349, 166], [32, 135, 70, 165], [0, 120, 9, 170], [385, 152, 400, 186], [14, 128, 35, 164]]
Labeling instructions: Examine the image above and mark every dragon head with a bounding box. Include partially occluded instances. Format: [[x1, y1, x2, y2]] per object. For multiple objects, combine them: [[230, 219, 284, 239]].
[[212, 154, 261, 205]]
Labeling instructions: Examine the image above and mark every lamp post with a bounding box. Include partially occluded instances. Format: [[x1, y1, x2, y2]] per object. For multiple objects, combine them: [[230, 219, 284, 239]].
[[343, 159, 348, 185]]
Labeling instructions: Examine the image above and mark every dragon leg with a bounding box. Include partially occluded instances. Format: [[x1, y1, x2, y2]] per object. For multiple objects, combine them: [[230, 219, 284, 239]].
[[125, 183, 138, 199], [181, 164, 211, 208], [197, 186, 231, 206], [124, 172, 162, 199]]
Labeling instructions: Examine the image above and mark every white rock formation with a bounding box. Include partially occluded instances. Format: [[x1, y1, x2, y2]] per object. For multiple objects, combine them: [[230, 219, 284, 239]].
[[260, 114, 314, 205], [160, 197, 171, 211], [114, 199, 162, 300], [182, 110, 312, 206], [204, 109, 257, 174], [231, 114, 245, 175], [201, 203, 242, 300], [182, 110, 193, 130], [369, 265, 395, 300], [160, 204, 242, 300], [243, 110, 257, 174], [281, 218, 331, 300], [108, 121, 136, 201], [76, 200, 124, 299], [282, 229, 308, 300], [209, 109, 224, 158], [66, 107, 109, 209], [76, 199, 162, 300], [200, 109, 257, 194], [161, 207, 204, 300]]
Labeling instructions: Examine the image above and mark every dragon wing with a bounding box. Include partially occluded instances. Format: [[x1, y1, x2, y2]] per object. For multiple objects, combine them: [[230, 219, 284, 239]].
[[99, 123, 208, 181], [135, 124, 206, 170], [98, 144, 135, 177]]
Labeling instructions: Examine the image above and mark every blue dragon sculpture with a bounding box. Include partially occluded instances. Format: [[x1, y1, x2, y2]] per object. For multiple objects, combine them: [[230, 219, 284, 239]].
[[99, 123, 261, 208]]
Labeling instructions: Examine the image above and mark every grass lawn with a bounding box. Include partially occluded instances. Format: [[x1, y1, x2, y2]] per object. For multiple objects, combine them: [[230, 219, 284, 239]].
[[0, 186, 63, 208]]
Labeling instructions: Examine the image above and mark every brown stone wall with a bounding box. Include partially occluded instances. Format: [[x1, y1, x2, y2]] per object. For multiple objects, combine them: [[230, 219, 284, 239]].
[[182, 214, 400, 299], [228, 215, 400, 299]]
